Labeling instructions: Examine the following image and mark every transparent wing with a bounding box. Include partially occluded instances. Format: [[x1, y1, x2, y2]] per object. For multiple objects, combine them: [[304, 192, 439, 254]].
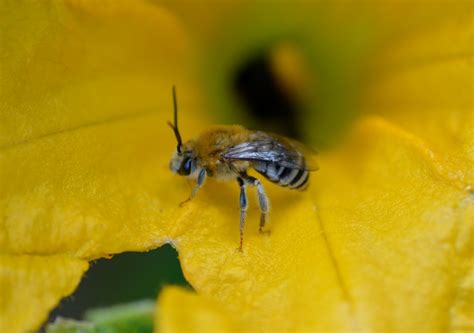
[[222, 131, 318, 171]]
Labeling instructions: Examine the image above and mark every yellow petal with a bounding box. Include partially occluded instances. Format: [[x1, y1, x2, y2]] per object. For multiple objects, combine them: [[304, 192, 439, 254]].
[[158, 116, 473, 332], [0, 0, 201, 331], [0, 1, 199, 255], [362, 16, 473, 185], [315, 117, 473, 331], [0, 255, 88, 333], [157, 286, 234, 333], [2, 1, 473, 332], [0, 0, 192, 148]]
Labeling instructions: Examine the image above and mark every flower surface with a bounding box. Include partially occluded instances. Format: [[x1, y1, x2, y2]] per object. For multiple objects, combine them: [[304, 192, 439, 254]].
[[0, 1, 472, 332]]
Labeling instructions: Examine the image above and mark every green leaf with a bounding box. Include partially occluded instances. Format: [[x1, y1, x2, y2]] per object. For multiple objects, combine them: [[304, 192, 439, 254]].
[[46, 300, 155, 333]]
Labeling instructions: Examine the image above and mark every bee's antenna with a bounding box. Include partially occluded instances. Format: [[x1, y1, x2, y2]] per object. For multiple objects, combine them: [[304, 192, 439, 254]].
[[167, 85, 183, 153]]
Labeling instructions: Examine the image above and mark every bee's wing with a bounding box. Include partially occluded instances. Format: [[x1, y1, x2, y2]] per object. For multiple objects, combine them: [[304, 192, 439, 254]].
[[222, 131, 318, 171]]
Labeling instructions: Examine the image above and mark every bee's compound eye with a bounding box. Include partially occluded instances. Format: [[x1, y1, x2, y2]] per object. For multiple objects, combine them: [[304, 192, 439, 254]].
[[178, 157, 193, 175], [184, 158, 192, 172]]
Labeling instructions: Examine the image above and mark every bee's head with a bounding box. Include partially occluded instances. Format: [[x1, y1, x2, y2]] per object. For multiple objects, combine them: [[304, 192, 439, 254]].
[[169, 141, 198, 176], [168, 86, 198, 176]]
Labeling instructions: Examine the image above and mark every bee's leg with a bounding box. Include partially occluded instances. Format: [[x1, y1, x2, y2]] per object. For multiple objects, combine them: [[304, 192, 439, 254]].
[[237, 177, 248, 252], [255, 179, 270, 234], [180, 168, 206, 207], [241, 174, 270, 234]]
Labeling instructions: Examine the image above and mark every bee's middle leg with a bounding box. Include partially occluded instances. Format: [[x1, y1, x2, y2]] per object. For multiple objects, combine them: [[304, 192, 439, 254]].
[[180, 168, 206, 207], [237, 177, 248, 252]]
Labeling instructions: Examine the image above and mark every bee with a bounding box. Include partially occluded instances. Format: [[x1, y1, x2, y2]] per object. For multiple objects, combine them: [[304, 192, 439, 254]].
[[168, 87, 318, 251]]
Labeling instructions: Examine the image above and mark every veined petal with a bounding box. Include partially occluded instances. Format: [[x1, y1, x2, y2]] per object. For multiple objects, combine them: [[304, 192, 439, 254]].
[[0, 255, 88, 333], [362, 16, 473, 185], [1, 1, 472, 332], [0, 0, 200, 331], [157, 287, 235, 333]]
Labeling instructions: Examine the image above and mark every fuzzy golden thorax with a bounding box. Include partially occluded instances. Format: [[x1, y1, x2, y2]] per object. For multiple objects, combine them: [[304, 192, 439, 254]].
[[169, 125, 251, 180]]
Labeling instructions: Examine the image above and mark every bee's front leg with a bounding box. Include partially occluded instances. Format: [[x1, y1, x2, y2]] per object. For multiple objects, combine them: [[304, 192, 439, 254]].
[[237, 177, 248, 252], [180, 168, 206, 207]]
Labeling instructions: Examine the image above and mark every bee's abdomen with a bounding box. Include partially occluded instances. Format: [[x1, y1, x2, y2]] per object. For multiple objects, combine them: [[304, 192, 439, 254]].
[[252, 162, 309, 190]]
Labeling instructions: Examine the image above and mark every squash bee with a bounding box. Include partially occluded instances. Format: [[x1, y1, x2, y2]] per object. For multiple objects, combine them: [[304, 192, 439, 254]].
[[169, 87, 318, 251]]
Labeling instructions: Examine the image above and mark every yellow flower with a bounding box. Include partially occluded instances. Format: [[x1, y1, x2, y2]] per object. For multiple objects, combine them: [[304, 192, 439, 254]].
[[1, 1, 472, 333]]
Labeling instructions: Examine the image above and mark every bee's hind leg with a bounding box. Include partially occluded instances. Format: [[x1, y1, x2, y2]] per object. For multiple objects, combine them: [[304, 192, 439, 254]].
[[241, 173, 270, 235], [237, 177, 248, 252], [180, 168, 206, 207]]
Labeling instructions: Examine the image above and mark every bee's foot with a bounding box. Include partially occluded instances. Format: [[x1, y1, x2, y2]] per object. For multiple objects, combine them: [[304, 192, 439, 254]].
[[259, 229, 271, 236], [236, 240, 245, 253], [179, 198, 192, 207]]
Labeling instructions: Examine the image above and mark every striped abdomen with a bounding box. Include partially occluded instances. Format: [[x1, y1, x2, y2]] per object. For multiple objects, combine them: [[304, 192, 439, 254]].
[[252, 161, 310, 190]]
